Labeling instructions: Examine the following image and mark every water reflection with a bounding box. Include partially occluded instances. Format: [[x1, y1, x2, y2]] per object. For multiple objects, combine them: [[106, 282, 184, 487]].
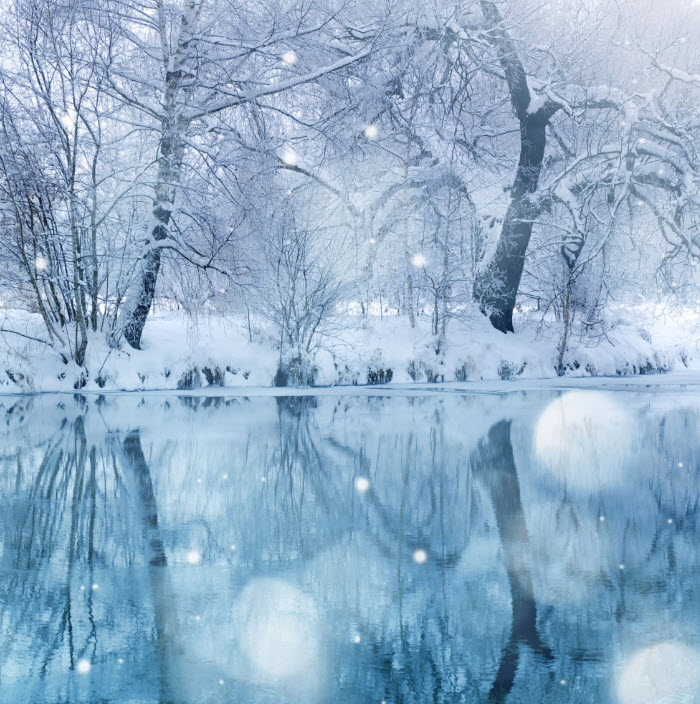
[[471, 420, 554, 701], [0, 390, 699, 703]]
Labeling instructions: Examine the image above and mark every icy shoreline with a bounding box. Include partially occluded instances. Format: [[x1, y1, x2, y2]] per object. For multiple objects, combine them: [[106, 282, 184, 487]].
[[3, 371, 700, 400]]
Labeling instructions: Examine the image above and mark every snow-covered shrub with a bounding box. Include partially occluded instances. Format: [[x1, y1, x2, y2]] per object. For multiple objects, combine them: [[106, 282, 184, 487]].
[[254, 196, 351, 386]]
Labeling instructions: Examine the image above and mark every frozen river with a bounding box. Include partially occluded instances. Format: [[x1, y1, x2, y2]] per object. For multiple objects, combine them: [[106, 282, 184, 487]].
[[1, 383, 699, 703]]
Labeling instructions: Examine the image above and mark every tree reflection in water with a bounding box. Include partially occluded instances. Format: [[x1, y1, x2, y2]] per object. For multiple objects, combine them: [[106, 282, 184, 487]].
[[0, 392, 699, 703], [470, 420, 554, 702]]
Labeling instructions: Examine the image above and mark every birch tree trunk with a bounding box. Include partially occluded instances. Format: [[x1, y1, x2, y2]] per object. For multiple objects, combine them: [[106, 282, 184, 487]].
[[118, 0, 196, 349]]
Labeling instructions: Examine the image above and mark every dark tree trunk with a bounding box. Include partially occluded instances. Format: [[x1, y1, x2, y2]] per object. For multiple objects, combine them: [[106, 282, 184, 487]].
[[473, 114, 548, 333], [473, 1, 560, 333]]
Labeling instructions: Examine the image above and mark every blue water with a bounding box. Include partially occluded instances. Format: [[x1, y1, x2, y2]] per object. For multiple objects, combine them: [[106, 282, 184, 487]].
[[0, 389, 699, 703]]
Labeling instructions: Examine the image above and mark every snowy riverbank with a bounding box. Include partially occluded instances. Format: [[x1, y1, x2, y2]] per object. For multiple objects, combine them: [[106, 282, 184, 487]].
[[1, 307, 698, 394]]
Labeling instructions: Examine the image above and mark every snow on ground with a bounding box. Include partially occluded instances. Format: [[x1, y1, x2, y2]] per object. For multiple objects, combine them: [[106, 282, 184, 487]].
[[0, 304, 698, 394]]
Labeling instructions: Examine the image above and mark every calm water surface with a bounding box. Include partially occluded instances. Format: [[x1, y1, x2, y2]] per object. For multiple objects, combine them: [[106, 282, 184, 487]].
[[1, 388, 699, 703]]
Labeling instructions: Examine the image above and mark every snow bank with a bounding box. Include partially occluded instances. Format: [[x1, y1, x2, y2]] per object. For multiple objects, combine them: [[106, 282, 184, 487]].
[[0, 311, 277, 393], [313, 305, 696, 386], [0, 306, 697, 394]]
